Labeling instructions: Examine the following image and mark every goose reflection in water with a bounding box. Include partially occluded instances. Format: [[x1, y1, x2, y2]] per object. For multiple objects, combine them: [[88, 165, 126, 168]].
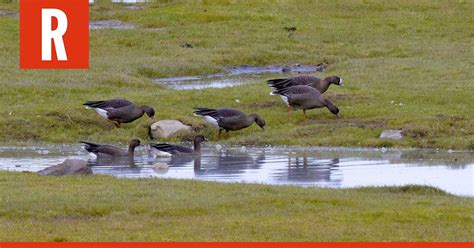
[[273, 154, 341, 185], [193, 152, 265, 176]]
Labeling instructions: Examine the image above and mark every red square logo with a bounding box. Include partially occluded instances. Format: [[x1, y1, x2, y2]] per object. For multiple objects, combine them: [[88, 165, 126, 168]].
[[20, 0, 89, 69]]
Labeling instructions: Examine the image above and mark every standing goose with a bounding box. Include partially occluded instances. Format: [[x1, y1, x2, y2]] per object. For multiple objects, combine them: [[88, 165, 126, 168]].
[[81, 139, 141, 157], [267, 75, 343, 94], [270, 85, 340, 120], [83, 98, 155, 127], [193, 108, 265, 140], [150, 135, 207, 157]]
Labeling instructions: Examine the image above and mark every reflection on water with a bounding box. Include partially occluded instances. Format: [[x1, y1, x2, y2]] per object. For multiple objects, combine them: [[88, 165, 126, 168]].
[[0, 145, 472, 196], [153, 65, 324, 90]]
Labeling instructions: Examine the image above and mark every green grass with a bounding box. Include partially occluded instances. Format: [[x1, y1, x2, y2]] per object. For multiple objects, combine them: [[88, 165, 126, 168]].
[[0, 0, 473, 148], [0, 171, 472, 241]]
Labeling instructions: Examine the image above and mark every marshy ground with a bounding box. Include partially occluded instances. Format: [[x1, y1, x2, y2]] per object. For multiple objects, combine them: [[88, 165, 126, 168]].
[[0, 0, 472, 148], [0, 0, 473, 241]]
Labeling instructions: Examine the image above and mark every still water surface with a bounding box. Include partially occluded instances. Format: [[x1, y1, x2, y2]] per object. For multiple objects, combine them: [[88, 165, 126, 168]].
[[0, 145, 472, 196]]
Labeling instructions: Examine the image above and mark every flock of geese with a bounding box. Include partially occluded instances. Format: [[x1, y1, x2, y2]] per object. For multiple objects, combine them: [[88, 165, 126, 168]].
[[81, 74, 343, 158]]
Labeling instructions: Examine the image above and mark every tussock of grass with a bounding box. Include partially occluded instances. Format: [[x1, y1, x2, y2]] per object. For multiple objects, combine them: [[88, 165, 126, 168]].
[[0, 172, 472, 241], [0, 1, 472, 148]]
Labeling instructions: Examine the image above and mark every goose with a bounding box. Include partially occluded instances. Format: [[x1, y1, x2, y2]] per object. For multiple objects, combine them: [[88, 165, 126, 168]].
[[150, 135, 207, 157], [270, 85, 340, 120], [83, 98, 155, 127], [81, 139, 141, 157], [193, 108, 265, 140], [267, 75, 343, 94]]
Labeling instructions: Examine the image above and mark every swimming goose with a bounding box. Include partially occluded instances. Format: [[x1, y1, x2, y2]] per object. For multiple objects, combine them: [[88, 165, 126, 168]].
[[81, 139, 141, 157], [150, 135, 207, 157], [83, 99, 155, 127], [270, 85, 340, 120], [193, 108, 265, 140], [267, 75, 343, 94]]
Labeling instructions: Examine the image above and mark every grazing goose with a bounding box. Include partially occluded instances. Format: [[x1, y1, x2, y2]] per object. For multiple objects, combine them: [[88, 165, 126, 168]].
[[81, 139, 141, 157], [270, 85, 340, 120], [267, 75, 343, 94], [193, 108, 265, 140], [150, 135, 207, 157], [83, 99, 155, 127]]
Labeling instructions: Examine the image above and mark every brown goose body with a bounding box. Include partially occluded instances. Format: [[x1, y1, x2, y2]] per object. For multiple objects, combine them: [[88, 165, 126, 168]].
[[193, 108, 265, 139], [267, 75, 343, 94], [150, 135, 207, 156], [83, 98, 155, 127], [271, 85, 339, 119], [81, 139, 141, 157]]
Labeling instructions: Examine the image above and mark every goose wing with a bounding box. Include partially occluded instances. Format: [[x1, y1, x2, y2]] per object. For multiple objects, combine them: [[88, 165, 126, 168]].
[[150, 143, 193, 154], [267, 75, 319, 90], [83, 99, 133, 110], [81, 142, 127, 156], [194, 108, 245, 128], [106, 104, 142, 123]]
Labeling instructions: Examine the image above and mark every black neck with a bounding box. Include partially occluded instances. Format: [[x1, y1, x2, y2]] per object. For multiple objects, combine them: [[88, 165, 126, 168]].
[[128, 145, 136, 154], [194, 140, 202, 154]]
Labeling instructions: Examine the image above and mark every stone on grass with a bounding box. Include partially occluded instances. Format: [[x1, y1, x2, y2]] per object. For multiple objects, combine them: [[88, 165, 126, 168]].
[[380, 130, 403, 140], [37, 159, 92, 176], [149, 120, 192, 139]]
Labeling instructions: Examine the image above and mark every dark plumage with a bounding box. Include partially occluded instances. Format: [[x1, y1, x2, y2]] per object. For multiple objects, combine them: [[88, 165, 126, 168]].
[[267, 75, 343, 94], [270, 85, 340, 120], [193, 108, 265, 140], [81, 139, 141, 157], [150, 135, 207, 156], [83, 98, 155, 127]]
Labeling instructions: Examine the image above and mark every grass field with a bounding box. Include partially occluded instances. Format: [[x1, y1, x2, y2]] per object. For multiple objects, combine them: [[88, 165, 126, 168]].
[[0, 171, 473, 241], [0, 0, 473, 148]]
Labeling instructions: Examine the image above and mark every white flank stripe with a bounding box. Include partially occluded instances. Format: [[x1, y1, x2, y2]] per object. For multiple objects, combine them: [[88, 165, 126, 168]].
[[94, 108, 109, 119], [151, 148, 172, 157], [203, 115, 220, 128]]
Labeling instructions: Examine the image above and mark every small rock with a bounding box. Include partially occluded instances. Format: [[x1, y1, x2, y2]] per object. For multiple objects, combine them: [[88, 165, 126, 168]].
[[380, 130, 403, 140], [153, 162, 169, 170], [149, 120, 192, 139], [37, 159, 92, 176]]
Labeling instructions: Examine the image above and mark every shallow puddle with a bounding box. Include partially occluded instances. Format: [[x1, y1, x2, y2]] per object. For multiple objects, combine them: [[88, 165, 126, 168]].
[[0, 145, 472, 197], [153, 64, 326, 90], [90, 0, 148, 3], [89, 20, 134, 30]]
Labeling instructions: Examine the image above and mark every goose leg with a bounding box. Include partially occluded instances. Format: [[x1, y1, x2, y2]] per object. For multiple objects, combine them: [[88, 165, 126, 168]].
[[218, 129, 222, 140], [112, 121, 121, 128], [303, 109, 306, 121], [287, 107, 292, 120]]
